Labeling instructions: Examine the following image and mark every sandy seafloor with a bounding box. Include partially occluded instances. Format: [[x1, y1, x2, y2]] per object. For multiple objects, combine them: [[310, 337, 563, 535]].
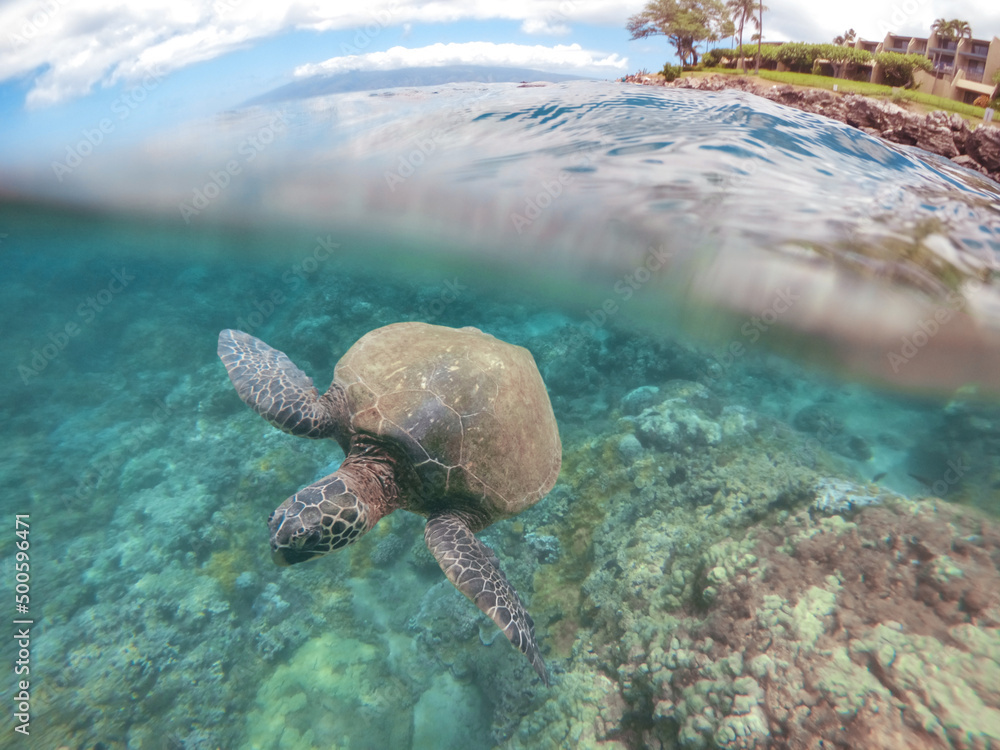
[[0, 202, 996, 750]]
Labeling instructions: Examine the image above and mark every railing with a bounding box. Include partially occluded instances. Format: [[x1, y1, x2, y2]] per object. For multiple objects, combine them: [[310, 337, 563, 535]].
[[959, 68, 984, 83]]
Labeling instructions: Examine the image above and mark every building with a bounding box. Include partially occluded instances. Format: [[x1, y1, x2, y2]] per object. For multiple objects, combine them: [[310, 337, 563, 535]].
[[859, 30, 1000, 104]]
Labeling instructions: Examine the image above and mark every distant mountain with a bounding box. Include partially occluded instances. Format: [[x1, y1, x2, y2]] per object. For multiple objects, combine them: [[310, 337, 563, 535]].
[[244, 65, 593, 106]]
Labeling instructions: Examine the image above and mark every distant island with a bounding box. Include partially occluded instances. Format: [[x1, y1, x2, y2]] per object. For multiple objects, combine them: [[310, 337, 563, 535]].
[[244, 65, 592, 106]]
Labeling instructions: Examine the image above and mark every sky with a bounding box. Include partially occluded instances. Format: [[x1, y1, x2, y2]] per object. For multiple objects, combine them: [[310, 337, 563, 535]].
[[1, 0, 999, 165]]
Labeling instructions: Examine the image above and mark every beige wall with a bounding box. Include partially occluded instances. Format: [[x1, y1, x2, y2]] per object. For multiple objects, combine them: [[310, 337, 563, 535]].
[[985, 36, 1000, 94], [912, 68, 947, 97]]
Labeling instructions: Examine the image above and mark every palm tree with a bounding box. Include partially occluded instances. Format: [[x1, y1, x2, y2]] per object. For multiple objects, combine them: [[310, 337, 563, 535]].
[[754, 0, 764, 74], [833, 28, 856, 46], [726, 0, 760, 71], [930, 18, 971, 71], [951, 20, 972, 41], [931, 18, 953, 40]]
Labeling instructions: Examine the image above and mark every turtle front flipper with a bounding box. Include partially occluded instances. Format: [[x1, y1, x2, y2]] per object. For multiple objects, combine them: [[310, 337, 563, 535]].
[[425, 513, 549, 685], [218, 329, 344, 441]]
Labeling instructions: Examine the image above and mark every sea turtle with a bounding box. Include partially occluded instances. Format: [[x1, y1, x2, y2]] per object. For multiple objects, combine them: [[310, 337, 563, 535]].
[[217, 322, 561, 684]]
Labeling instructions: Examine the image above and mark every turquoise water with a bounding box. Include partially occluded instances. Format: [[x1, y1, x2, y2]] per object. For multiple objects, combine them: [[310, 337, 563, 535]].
[[1, 80, 999, 748]]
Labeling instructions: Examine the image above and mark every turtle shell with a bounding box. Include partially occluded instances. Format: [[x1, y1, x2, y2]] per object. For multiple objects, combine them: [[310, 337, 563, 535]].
[[333, 322, 561, 525]]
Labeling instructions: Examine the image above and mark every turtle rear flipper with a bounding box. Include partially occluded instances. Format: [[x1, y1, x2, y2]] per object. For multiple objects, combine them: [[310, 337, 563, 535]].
[[218, 329, 342, 440], [425, 513, 549, 685]]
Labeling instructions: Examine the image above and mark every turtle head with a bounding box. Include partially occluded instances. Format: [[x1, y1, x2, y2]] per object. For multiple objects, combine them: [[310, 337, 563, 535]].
[[267, 476, 372, 566]]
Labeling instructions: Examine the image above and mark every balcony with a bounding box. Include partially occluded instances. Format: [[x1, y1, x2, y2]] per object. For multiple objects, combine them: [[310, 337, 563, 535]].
[[887, 45, 909, 53], [959, 68, 985, 83], [931, 40, 958, 52], [968, 44, 989, 58]]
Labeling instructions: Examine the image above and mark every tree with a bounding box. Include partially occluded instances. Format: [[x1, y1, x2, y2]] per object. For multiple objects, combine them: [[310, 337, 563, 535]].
[[823, 44, 873, 79], [754, 0, 764, 73], [931, 18, 971, 43], [930, 18, 971, 71], [931, 18, 953, 40], [626, 0, 731, 67], [875, 51, 932, 87], [726, 0, 763, 71], [951, 20, 972, 40], [833, 28, 856, 46]]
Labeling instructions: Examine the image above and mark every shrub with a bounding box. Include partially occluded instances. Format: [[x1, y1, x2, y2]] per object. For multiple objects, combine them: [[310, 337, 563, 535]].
[[703, 48, 737, 68], [775, 42, 816, 71], [875, 51, 932, 88], [661, 63, 683, 81]]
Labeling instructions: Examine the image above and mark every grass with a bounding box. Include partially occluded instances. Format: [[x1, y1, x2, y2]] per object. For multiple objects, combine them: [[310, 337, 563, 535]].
[[697, 67, 990, 122]]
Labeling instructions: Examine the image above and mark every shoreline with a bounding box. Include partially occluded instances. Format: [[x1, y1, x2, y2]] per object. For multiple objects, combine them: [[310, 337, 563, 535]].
[[620, 73, 1000, 184]]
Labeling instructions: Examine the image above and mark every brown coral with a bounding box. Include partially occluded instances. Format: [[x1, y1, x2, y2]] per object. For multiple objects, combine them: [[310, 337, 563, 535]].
[[661, 500, 1000, 749]]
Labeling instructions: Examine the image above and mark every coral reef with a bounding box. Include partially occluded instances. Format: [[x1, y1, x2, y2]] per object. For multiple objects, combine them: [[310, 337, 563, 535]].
[[614, 498, 1000, 749], [1, 209, 997, 749]]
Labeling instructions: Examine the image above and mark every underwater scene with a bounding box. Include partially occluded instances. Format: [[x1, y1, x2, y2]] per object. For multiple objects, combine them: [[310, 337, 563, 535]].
[[1, 80, 1000, 749]]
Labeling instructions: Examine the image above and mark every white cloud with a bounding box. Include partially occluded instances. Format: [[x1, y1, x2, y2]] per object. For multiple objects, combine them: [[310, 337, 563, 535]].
[[0, 1, 642, 108], [521, 19, 572, 35], [2, 0, 998, 108], [294, 41, 628, 77]]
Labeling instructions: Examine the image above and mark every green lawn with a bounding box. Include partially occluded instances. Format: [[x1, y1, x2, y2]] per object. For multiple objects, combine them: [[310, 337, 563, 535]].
[[697, 67, 989, 121]]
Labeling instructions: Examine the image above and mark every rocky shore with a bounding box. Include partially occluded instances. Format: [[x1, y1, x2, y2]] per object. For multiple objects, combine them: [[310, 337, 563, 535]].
[[621, 73, 1000, 183]]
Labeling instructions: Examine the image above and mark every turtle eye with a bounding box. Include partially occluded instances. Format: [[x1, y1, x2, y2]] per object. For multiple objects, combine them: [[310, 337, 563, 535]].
[[292, 529, 321, 550]]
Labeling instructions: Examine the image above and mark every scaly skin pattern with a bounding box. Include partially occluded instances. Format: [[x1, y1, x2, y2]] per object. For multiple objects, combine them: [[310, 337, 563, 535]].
[[268, 436, 411, 565], [218, 329, 349, 446], [425, 513, 549, 685]]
